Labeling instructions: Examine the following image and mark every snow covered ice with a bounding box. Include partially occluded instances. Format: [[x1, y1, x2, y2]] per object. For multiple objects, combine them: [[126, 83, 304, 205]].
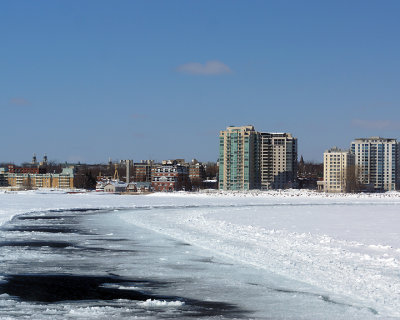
[[0, 189, 400, 319]]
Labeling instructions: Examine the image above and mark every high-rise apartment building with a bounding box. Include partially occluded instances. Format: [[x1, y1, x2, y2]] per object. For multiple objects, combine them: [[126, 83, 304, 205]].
[[218, 126, 298, 190], [323, 147, 355, 193], [259, 133, 297, 189], [218, 126, 260, 190], [351, 137, 399, 191]]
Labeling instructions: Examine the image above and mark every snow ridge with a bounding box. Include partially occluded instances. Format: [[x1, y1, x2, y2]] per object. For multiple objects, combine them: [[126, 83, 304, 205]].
[[120, 203, 400, 317]]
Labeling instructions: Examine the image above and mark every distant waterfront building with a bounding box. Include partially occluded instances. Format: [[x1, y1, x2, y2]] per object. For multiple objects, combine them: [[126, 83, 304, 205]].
[[162, 159, 186, 166], [6, 166, 75, 189], [351, 137, 399, 191], [259, 132, 297, 189], [323, 147, 355, 193], [218, 125, 298, 190], [103, 181, 127, 193], [133, 160, 154, 182], [0, 168, 8, 187], [152, 163, 190, 192], [189, 161, 206, 182], [126, 182, 152, 193], [8, 164, 42, 174], [218, 125, 260, 190]]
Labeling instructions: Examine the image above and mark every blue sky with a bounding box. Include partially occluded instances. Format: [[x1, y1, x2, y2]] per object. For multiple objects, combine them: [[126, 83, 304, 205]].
[[1, 1, 400, 164]]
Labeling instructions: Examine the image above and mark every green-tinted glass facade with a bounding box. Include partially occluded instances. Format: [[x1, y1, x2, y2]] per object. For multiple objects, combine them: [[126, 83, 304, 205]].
[[219, 126, 259, 190]]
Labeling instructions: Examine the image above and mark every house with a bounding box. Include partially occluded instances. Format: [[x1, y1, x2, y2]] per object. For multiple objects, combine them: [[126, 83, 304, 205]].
[[103, 181, 127, 193], [126, 182, 152, 193]]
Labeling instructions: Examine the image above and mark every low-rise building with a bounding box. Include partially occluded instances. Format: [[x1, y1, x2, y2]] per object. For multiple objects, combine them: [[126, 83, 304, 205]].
[[6, 167, 75, 189], [188, 160, 206, 190], [126, 182, 152, 193], [189, 162, 205, 181], [103, 181, 127, 193], [152, 163, 190, 192], [202, 179, 218, 189]]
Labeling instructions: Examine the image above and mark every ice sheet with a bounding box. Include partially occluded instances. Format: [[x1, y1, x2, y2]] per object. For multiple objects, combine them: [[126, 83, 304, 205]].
[[1, 189, 400, 318]]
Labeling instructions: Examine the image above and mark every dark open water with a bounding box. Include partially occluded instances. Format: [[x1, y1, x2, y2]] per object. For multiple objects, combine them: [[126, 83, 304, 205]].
[[0, 208, 251, 319]]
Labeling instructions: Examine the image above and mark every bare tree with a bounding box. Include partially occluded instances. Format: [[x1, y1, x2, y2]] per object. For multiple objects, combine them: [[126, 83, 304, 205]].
[[22, 175, 33, 190], [190, 177, 203, 191], [205, 162, 218, 179], [298, 161, 323, 179], [346, 165, 362, 193]]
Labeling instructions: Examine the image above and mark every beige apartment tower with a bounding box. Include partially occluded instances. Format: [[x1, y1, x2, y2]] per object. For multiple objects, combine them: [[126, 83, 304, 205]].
[[323, 147, 355, 193], [259, 132, 297, 189]]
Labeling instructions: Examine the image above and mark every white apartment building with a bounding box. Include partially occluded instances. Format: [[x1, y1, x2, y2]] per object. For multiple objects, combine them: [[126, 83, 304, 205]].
[[323, 147, 355, 193], [351, 137, 398, 191]]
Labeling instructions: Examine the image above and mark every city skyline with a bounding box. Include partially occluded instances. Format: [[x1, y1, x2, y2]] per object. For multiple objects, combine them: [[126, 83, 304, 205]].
[[2, 1, 400, 164]]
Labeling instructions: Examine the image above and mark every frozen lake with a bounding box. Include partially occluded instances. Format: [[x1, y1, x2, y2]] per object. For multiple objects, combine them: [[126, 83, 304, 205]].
[[0, 191, 399, 319]]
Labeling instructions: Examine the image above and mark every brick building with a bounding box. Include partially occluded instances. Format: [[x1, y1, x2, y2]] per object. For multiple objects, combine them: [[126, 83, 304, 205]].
[[189, 161, 206, 181], [133, 160, 154, 182], [8, 165, 40, 174], [152, 163, 190, 191]]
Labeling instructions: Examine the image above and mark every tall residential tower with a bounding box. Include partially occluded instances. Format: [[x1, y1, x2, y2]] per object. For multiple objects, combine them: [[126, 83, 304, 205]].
[[218, 126, 260, 190], [259, 132, 297, 189], [351, 137, 399, 191]]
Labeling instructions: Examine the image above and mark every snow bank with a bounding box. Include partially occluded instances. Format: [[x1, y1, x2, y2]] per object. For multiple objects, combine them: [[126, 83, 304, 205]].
[[153, 188, 400, 200], [138, 299, 185, 308]]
